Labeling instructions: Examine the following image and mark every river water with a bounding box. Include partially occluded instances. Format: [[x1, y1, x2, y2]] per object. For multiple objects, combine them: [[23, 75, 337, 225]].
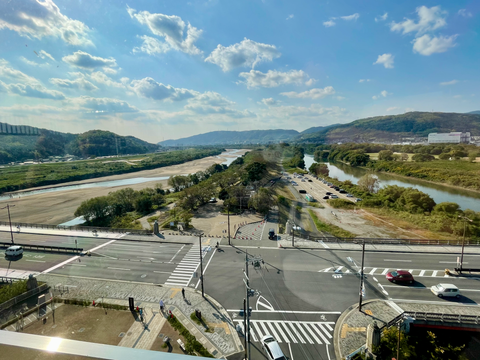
[[304, 154, 480, 212]]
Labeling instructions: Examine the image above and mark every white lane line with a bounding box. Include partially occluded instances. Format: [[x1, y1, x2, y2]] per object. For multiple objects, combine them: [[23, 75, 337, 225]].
[[259, 322, 272, 341], [252, 322, 264, 340], [323, 323, 334, 332], [265, 322, 282, 343], [419, 270, 426, 276], [26, 260, 46, 263], [66, 264, 86, 267], [195, 248, 217, 290], [249, 324, 258, 342], [326, 344, 332, 360], [169, 245, 185, 262], [319, 267, 332, 272], [295, 322, 313, 344], [260, 220, 267, 240], [319, 241, 329, 249], [153, 271, 171, 274], [107, 267, 130, 271], [272, 322, 289, 343], [309, 323, 330, 344], [169, 274, 192, 279], [408, 269, 413, 273], [227, 310, 341, 314], [302, 323, 321, 344], [432, 271, 438, 277], [288, 343, 294, 360], [173, 269, 193, 274], [384, 259, 412, 262], [440, 261, 468, 264], [279, 322, 297, 344], [288, 323, 305, 344], [369, 268, 377, 275]]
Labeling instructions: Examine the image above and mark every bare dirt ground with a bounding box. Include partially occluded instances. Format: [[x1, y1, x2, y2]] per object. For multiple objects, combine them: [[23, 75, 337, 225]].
[[190, 201, 262, 237], [0, 150, 248, 225], [149, 320, 186, 355]]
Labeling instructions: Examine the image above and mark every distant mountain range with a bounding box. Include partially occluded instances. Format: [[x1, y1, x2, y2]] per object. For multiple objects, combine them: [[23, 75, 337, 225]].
[[0, 123, 160, 164], [158, 129, 299, 146], [468, 110, 480, 115]]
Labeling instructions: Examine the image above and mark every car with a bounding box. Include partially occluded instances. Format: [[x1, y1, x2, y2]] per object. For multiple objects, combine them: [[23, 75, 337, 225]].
[[356, 198, 362, 202], [323, 195, 329, 199], [268, 228, 275, 240], [261, 335, 287, 360], [308, 179, 313, 182], [326, 192, 332, 195], [339, 189, 347, 194], [431, 283, 460, 298], [329, 185, 335, 188], [299, 189, 307, 194], [386, 270, 414, 284], [327, 182, 332, 186], [331, 195, 339, 199], [209, 198, 217, 203], [5, 245, 23, 257], [301, 179, 306, 182], [346, 194, 354, 197]]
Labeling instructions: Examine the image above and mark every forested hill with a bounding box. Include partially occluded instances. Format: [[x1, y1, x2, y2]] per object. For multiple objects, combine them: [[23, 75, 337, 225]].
[[0, 125, 159, 164], [468, 110, 480, 115], [296, 112, 480, 143], [159, 129, 298, 146]]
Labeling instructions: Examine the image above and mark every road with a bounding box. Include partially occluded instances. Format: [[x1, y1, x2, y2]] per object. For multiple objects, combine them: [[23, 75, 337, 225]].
[[2, 230, 480, 359]]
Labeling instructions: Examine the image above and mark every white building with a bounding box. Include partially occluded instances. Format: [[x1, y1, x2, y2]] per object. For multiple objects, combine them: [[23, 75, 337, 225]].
[[428, 132, 471, 144]]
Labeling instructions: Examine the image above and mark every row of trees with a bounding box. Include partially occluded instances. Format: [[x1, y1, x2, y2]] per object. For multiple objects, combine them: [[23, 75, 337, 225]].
[[283, 146, 305, 169]]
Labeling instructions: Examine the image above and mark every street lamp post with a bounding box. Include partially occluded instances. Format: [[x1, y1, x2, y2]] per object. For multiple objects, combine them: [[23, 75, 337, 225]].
[[199, 234, 204, 298], [458, 215, 473, 273], [227, 204, 231, 246], [1, 204, 16, 244], [357, 240, 366, 312], [291, 222, 295, 247]]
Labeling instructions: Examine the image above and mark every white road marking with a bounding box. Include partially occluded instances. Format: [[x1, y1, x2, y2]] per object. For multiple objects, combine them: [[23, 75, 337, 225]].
[[369, 268, 377, 275], [319, 241, 329, 249], [272, 322, 289, 343], [419, 270, 426, 276], [439, 261, 468, 264], [153, 271, 171, 274], [432, 271, 438, 277], [266, 322, 282, 343], [384, 259, 412, 262], [227, 309, 341, 314], [252, 322, 263, 339], [256, 296, 274, 311], [302, 323, 321, 344], [169, 245, 185, 262], [195, 247, 217, 290], [26, 260, 46, 263], [287, 322, 305, 344], [326, 345, 332, 360], [308, 323, 330, 344], [288, 343, 294, 360], [107, 267, 130, 271], [66, 264, 86, 267], [259, 322, 271, 341]]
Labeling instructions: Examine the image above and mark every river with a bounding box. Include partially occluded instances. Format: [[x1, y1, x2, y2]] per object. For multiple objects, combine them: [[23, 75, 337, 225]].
[[304, 154, 480, 212]]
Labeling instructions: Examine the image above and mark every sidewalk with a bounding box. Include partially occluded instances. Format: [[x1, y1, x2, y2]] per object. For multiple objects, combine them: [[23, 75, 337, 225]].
[[334, 299, 480, 360], [37, 273, 243, 359]]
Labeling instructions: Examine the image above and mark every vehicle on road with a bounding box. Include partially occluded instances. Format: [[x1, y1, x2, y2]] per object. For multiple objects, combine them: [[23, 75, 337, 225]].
[[308, 179, 313, 182], [386, 270, 414, 284], [209, 198, 217, 203], [339, 189, 347, 194], [334, 187, 340, 191], [268, 228, 275, 240], [331, 195, 339, 199], [323, 195, 329, 199], [326, 192, 332, 195], [261, 335, 286, 360], [431, 283, 460, 298], [301, 179, 306, 182], [346, 194, 353, 197], [356, 198, 362, 202], [299, 189, 307, 194], [5, 245, 23, 257]]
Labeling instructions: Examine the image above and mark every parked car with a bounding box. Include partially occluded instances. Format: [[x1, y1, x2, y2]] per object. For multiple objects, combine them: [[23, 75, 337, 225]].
[[209, 198, 217, 203], [339, 189, 347, 194], [308, 179, 313, 182], [386, 270, 414, 284], [299, 189, 307, 194], [261, 335, 287, 360], [334, 187, 340, 191], [323, 195, 329, 199], [346, 194, 354, 197], [5, 245, 23, 257], [331, 195, 339, 199], [268, 228, 275, 240], [326, 192, 332, 195], [356, 198, 362, 202], [301, 179, 306, 182], [431, 283, 460, 298]]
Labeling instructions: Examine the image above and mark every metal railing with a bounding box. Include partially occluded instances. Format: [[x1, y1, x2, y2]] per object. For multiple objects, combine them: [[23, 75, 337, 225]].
[[0, 283, 49, 313], [0, 242, 83, 254], [380, 310, 480, 331], [0, 221, 151, 235]]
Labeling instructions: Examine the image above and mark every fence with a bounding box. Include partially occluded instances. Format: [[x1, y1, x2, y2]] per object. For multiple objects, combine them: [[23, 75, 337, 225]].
[[0, 242, 83, 254], [380, 311, 480, 331], [0, 283, 49, 313], [0, 221, 151, 235], [296, 235, 480, 246]]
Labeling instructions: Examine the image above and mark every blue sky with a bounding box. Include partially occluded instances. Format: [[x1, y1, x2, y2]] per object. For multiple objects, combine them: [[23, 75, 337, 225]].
[[0, 0, 478, 142]]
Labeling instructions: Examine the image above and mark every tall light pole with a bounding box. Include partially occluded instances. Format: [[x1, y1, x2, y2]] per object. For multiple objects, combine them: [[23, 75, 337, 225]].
[[291, 222, 295, 247], [355, 240, 366, 312], [227, 204, 231, 246], [1, 204, 15, 244], [458, 215, 473, 273], [199, 234, 204, 298]]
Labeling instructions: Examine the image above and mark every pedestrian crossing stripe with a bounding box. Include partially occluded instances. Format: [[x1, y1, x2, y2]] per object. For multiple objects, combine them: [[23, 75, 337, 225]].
[[318, 267, 450, 278], [234, 320, 334, 345], [164, 246, 206, 286]]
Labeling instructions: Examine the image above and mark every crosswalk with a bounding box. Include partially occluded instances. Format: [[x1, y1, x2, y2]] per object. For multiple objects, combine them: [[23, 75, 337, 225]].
[[164, 245, 207, 286], [234, 320, 334, 345], [319, 266, 450, 278]]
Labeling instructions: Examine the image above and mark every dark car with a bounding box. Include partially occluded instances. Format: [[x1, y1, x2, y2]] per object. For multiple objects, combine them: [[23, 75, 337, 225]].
[[326, 192, 332, 195], [299, 189, 307, 194], [323, 195, 329, 199], [386, 270, 414, 284], [334, 187, 340, 191], [308, 179, 313, 182], [268, 228, 275, 240], [339, 189, 347, 194]]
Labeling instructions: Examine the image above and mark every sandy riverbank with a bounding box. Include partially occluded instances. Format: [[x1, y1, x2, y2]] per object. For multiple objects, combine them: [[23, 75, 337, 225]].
[[0, 150, 248, 225]]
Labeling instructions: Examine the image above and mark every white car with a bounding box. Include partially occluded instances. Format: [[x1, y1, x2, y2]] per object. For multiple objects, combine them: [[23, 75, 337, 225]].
[[5, 245, 23, 257], [431, 283, 460, 298], [261, 335, 286, 360]]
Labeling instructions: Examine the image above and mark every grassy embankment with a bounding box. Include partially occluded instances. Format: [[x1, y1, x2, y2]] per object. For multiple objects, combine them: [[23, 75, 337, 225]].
[[0, 148, 223, 194], [308, 209, 356, 238]]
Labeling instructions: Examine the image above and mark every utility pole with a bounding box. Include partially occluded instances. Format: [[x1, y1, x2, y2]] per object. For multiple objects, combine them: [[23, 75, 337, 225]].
[[358, 240, 366, 311], [396, 322, 401, 360], [243, 298, 247, 360], [227, 204, 231, 246], [458, 215, 473, 273], [291, 222, 295, 247], [199, 234, 204, 298], [1, 204, 15, 244]]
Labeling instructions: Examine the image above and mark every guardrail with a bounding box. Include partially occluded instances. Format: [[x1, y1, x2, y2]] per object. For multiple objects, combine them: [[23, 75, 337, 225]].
[[380, 311, 480, 331], [0, 242, 83, 254], [301, 235, 480, 246], [0, 221, 151, 235], [0, 283, 49, 313]]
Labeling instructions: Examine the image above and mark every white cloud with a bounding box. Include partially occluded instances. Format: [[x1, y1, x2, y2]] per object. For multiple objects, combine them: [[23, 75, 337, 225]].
[[127, 6, 202, 55], [258, 104, 347, 124], [373, 53, 394, 68], [130, 77, 197, 102], [185, 91, 253, 118], [63, 51, 117, 70], [372, 90, 389, 100], [90, 71, 124, 88], [412, 34, 457, 56], [336, 96, 345, 100], [0, 0, 92, 46], [133, 35, 170, 55], [458, 9, 473, 18], [0, 80, 65, 100], [259, 98, 278, 106], [102, 67, 117, 75], [323, 20, 336, 27], [386, 106, 399, 112], [405, 107, 415, 112], [359, 79, 371, 83], [205, 38, 280, 72], [238, 69, 308, 88], [286, 14, 294, 20], [453, 95, 462, 99], [50, 77, 98, 91], [305, 78, 317, 86], [0, 59, 39, 84], [440, 80, 458, 86], [280, 86, 335, 99], [20, 56, 48, 67], [375, 13, 388, 22], [341, 13, 360, 21], [39, 50, 55, 61], [70, 96, 138, 114], [390, 6, 447, 35]]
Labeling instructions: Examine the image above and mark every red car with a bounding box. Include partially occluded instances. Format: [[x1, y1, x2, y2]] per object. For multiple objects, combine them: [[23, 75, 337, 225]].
[[386, 270, 414, 284]]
